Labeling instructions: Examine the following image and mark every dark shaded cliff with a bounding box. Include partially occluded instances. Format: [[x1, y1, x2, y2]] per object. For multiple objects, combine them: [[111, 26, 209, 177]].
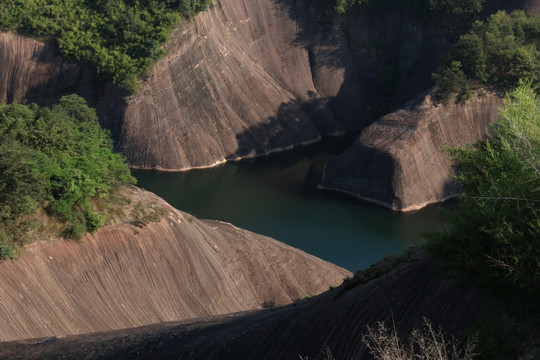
[[0, 186, 349, 341], [0, 253, 486, 360]]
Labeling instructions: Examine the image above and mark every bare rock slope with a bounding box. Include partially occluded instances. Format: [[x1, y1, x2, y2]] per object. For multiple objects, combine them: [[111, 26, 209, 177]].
[[0, 254, 486, 360], [320, 92, 503, 211], [0, 186, 349, 342], [0, 0, 364, 171]]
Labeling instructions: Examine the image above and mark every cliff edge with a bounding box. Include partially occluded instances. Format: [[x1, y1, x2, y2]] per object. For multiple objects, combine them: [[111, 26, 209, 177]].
[[0, 186, 349, 341], [320, 92, 503, 211]]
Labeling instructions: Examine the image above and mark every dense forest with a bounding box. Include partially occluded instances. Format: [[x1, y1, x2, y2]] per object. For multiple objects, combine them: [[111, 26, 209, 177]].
[[0, 0, 212, 93], [0, 95, 134, 259]]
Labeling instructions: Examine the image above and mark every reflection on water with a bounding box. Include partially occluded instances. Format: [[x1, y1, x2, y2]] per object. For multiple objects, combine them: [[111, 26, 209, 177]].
[[134, 134, 449, 272]]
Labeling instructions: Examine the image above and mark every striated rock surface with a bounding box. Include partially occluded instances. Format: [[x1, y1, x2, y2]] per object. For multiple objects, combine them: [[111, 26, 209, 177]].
[[320, 92, 503, 211], [0, 186, 349, 341], [0, 254, 487, 359], [0, 32, 127, 139], [0, 0, 364, 171]]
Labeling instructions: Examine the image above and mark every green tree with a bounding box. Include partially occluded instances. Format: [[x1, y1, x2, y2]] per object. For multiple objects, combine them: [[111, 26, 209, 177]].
[[425, 81, 540, 310], [0, 95, 135, 255], [433, 11, 540, 101]]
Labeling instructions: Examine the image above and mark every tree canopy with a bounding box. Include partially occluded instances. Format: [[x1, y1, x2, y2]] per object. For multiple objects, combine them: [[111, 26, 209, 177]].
[[433, 10, 540, 102], [0, 95, 135, 259], [0, 0, 212, 93], [425, 81, 540, 316]]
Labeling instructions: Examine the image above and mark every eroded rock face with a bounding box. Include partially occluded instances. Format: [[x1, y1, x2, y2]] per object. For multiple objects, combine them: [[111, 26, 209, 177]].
[[120, 0, 365, 170], [0, 0, 365, 171], [0, 186, 349, 341], [320, 92, 503, 211], [0, 32, 127, 139], [0, 254, 486, 360]]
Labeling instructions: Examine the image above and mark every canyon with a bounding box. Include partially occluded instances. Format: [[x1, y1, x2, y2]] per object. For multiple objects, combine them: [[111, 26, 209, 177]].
[[2, 0, 535, 210], [0, 0, 539, 358]]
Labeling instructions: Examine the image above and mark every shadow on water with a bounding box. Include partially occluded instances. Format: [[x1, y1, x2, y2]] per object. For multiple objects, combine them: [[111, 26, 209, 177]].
[[134, 134, 451, 272]]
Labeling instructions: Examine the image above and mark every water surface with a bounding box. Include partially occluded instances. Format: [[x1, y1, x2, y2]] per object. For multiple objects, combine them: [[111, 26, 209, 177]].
[[134, 135, 449, 272]]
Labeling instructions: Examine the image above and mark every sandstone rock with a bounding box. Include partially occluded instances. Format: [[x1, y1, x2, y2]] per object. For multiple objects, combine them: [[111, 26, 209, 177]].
[[0, 186, 349, 341], [0, 0, 364, 171], [320, 92, 503, 211], [0, 254, 486, 360]]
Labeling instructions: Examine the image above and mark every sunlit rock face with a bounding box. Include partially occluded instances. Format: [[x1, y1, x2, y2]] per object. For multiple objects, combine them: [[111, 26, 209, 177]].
[[0, 0, 365, 171], [0, 186, 349, 341]]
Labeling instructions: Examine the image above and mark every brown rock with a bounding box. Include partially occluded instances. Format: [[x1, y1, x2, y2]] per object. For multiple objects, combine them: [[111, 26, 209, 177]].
[[320, 92, 503, 211], [0, 186, 349, 341], [0, 254, 487, 360], [0, 0, 364, 171]]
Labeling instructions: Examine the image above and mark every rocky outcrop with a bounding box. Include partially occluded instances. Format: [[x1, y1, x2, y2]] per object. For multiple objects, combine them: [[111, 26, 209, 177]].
[[0, 0, 364, 171], [320, 92, 503, 211], [0, 186, 349, 341], [0, 32, 127, 139], [0, 254, 487, 359]]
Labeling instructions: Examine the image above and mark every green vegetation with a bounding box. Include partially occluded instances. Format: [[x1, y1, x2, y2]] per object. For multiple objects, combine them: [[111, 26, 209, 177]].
[[0, 0, 212, 93], [425, 82, 540, 357], [0, 95, 135, 259], [433, 10, 540, 102]]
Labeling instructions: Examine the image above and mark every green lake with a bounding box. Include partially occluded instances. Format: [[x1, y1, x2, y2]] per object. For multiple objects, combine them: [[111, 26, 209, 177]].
[[133, 134, 449, 272]]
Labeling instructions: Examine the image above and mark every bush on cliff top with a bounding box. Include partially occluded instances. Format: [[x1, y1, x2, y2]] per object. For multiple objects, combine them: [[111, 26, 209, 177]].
[[433, 10, 540, 102], [0, 0, 212, 93], [0, 95, 135, 259]]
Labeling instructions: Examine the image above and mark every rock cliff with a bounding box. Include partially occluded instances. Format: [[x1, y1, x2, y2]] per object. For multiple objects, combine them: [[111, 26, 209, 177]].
[[0, 186, 349, 341], [320, 92, 503, 211], [0, 253, 486, 359], [0, 0, 365, 171]]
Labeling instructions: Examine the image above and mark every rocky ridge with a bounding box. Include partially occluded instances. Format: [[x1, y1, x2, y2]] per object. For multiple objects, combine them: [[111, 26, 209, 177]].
[[320, 92, 503, 211], [0, 253, 486, 360], [0, 186, 349, 342]]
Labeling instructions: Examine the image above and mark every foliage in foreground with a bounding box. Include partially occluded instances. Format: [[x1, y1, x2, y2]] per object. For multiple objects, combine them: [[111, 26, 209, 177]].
[[425, 81, 540, 318], [0, 0, 212, 93], [363, 318, 476, 360], [433, 10, 540, 102], [0, 95, 135, 258]]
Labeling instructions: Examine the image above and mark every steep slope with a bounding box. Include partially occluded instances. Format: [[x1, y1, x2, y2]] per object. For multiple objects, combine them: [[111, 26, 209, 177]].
[[0, 253, 486, 360], [320, 92, 503, 211], [0, 0, 364, 171], [0, 186, 349, 341]]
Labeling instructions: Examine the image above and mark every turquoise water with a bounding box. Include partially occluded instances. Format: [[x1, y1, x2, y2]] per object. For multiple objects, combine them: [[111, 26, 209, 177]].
[[133, 135, 448, 272]]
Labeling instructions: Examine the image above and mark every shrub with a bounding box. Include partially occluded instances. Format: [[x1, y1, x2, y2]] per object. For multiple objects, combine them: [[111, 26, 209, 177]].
[[0, 95, 135, 258], [363, 318, 476, 360]]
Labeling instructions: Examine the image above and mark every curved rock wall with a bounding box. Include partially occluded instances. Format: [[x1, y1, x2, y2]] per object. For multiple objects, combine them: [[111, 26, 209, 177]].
[[0, 255, 487, 360], [0, 187, 349, 341], [320, 92, 503, 211], [0, 0, 365, 171]]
